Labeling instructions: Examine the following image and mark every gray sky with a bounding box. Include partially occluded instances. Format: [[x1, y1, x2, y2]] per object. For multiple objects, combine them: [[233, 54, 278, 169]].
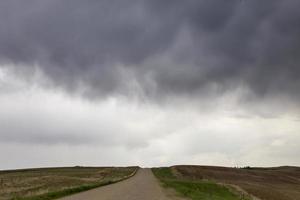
[[0, 0, 300, 169]]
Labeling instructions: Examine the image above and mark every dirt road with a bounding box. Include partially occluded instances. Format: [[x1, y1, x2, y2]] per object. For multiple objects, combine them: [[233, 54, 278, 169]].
[[59, 168, 182, 200]]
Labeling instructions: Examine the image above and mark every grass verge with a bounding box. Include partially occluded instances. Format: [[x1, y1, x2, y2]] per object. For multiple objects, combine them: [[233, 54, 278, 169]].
[[12, 168, 138, 200], [152, 167, 250, 200], [12, 181, 113, 200], [0, 167, 138, 200]]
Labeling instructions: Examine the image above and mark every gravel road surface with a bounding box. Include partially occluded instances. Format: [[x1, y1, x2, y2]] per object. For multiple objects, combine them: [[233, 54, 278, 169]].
[[58, 168, 183, 200]]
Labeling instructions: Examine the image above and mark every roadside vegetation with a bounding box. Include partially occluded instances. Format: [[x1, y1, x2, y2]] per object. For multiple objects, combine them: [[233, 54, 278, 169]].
[[0, 166, 137, 200], [152, 167, 251, 200], [173, 165, 300, 200]]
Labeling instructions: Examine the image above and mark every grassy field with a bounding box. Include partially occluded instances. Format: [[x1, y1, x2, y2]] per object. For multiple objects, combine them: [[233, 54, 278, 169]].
[[164, 165, 300, 200], [0, 166, 137, 200], [152, 167, 249, 200]]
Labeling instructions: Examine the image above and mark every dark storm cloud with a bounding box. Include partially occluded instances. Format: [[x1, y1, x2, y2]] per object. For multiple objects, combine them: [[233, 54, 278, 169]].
[[0, 0, 300, 102]]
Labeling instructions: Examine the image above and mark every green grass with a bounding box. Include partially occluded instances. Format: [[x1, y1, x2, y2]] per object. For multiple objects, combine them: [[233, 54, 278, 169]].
[[0, 167, 138, 200], [151, 167, 175, 179], [152, 168, 249, 200], [12, 180, 116, 200]]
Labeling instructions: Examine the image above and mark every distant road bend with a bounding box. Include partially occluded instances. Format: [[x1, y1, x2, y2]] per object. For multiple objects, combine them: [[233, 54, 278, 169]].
[[59, 168, 183, 200]]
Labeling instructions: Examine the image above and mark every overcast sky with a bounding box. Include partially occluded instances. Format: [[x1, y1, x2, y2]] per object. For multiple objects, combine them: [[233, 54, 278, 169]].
[[0, 0, 300, 169]]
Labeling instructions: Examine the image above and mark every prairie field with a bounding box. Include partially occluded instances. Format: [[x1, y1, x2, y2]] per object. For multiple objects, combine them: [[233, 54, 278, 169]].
[[168, 165, 300, 200], [152, 167, 249, 200], [0, 166, 137, 200]]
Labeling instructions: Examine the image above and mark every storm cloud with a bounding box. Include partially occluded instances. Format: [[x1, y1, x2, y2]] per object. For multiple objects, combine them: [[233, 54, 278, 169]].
[[0, 0, 299, 102], [1, 0, 300, 169]]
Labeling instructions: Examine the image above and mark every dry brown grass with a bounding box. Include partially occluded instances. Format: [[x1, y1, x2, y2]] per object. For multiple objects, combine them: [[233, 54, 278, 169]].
[[0, 166, 137, 200], [172, 165, 300, 200]]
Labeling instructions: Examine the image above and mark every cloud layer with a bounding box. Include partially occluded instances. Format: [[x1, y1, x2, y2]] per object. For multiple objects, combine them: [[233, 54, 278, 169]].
[[1, 70, 300, 169], [0, 0, 300, 103], [1, 0, 300, 169]]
